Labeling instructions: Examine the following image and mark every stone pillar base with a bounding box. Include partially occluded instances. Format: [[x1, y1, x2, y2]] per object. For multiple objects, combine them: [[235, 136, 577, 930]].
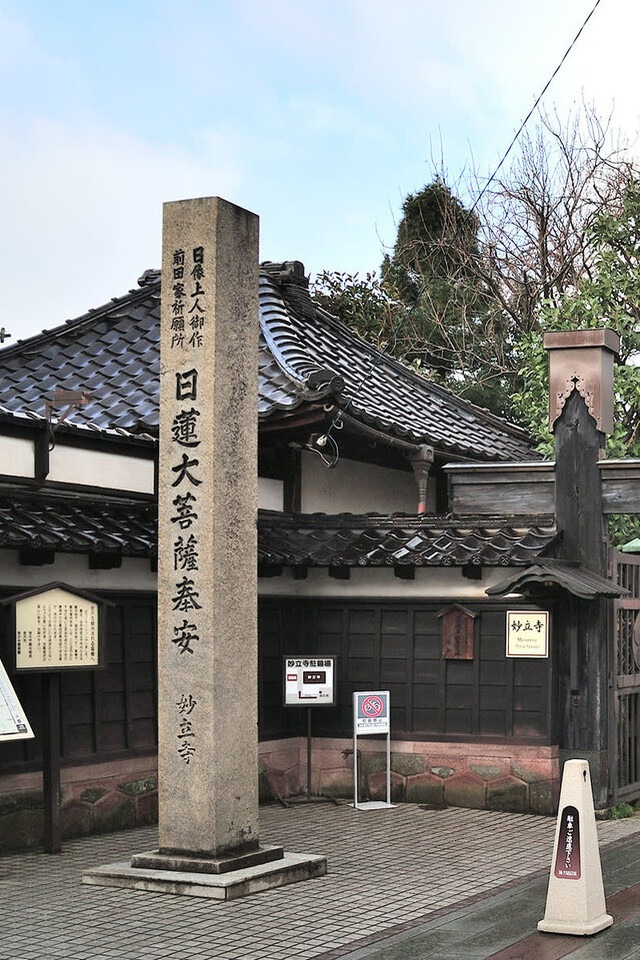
[[83, 850, 327, 901], [130, 843, 284, 875]]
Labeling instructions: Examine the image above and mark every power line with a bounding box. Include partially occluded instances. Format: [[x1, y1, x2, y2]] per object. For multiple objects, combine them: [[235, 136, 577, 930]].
[[407, 0, 605, 314], [314, 0, 605, 457], [468, 0, 603, 218]]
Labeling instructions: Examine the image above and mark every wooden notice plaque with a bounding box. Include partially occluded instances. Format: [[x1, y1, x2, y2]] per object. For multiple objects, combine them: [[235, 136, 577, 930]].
[[438, 604, 476, 660], [1, 583, 108, 673]]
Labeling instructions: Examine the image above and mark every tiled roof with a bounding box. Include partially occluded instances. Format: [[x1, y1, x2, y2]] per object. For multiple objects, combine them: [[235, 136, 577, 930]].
[[486, 559, 627, 599], [0, 490, 556, 569], [259, 263, 535, 462], [258, 511, 558, 568], [0, 489, 156, 558], [0, 274, 161, 434], [0, 263, 536, 462]]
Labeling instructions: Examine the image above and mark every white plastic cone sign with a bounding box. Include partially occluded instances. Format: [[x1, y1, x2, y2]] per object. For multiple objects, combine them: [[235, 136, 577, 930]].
[[538, 759, 613, 936]]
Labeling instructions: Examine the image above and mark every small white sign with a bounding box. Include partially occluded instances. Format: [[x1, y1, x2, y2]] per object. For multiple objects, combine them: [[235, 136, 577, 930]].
[[284, 656, 336, 706], [506, 610, 550, 658], [354, 690, 390, 735], [0, 658, 33, 741]]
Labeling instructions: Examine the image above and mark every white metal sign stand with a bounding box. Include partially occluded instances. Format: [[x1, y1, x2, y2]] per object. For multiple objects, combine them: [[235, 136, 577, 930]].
[[284, 657, 336, 708], [352, 691, 394, 810]]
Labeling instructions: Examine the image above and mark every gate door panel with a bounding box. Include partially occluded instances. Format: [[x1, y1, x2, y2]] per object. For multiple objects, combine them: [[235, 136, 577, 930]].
[[612, 550, 640, 800]]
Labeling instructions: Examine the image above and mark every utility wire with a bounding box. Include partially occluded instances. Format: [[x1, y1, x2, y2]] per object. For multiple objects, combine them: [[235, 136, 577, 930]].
[[468, 0, 603, 219], [405, 0, 604, 322], [313, 0, 604, 462]]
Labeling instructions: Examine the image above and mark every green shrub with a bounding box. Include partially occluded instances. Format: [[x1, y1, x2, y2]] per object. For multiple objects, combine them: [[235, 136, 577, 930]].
[[609, 802, 635, 820]]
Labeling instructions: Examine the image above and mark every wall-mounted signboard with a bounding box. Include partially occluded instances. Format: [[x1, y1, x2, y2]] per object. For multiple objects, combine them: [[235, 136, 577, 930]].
[[0, 657, 33, 742], [283, 656, 336, 706], [7, 584, 106, 673], [506, 610, 550, 658]]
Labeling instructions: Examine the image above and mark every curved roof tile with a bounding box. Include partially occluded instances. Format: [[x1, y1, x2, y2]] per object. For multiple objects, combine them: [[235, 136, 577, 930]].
[[258, 511, 558, 568], [0, 263, 535, 462], [0, 493, 556, 570]]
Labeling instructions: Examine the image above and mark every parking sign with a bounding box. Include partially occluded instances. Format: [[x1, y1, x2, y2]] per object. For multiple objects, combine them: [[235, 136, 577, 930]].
[[283, 656, 336, 706]]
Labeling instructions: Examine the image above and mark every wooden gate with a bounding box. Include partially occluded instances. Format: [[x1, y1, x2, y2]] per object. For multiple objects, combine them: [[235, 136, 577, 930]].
[[611, 549, 640, 801]]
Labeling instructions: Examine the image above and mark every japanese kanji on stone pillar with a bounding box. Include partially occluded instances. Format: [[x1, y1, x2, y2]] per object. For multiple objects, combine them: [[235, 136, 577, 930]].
[[83, 197, 325, 896], [148, 196, 272, 867]]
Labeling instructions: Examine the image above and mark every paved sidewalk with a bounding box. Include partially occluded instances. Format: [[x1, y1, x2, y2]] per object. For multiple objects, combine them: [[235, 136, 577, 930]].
[[3, 802, 640, 960]]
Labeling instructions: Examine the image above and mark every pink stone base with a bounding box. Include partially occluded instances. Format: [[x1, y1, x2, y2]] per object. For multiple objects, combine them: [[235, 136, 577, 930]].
[[0, 757, 158, 851], [0, 739, 561, 851], [257, 737, 560, 815]]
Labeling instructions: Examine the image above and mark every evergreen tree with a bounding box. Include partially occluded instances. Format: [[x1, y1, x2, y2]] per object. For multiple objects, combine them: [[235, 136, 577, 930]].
[[314, 181, 511, 414], [379, 180, 502, 407]]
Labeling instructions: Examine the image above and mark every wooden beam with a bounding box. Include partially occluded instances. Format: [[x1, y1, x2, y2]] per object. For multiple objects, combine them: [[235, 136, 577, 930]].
[[445, 462, 555, 516], [601, 460, 640, 514]]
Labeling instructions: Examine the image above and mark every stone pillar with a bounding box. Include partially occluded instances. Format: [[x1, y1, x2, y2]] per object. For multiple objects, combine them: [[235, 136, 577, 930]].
[[146, 197, 276, 867], [545, 329, 619, 808], [84, 198, 327, 895]]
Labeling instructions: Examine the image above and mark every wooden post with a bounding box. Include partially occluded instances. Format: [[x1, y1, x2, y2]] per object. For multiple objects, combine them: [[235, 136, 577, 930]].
[[42, 672, 62, 853], [546, 330, 620, 808]]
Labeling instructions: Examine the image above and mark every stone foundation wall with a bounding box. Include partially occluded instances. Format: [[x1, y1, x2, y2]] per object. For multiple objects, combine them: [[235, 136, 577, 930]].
[[0, 739, 561, 851], [0, 757, 158, 852], [259, 739, 303, 801], [259, 738, 561, 816]]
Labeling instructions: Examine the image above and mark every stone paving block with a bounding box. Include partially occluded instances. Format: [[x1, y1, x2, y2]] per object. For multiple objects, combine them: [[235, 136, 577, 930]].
[[260, 765, 300, 800], [92, 792, 136, 833], [5, 803, 640, 960], [319, 767, 354, 797], [368, 769, 405, 802], [406, 771, 445, 805], [0, 804, 44, 850], [529, 777, 560, 815], [469, 762, 509, 781], [61, 798, 94, 838], [391, 752, 427, 777]]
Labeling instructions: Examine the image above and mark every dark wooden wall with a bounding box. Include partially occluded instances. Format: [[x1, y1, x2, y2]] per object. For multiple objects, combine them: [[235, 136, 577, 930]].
[[1, 592, 554, 779], [259, 598, 554, 744]]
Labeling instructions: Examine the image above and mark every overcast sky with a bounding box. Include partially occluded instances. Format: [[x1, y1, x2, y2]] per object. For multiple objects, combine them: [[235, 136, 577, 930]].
[[0, 0, 637, 343]]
